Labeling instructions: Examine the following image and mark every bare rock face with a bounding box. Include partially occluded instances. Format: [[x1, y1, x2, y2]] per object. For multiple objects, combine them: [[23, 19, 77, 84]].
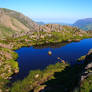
[[40, 24, 63, 32], [0, 8, 39, 39], [0, 8, 38, 30], [80, 49, 92, 81], [85, 62, 92, 69]]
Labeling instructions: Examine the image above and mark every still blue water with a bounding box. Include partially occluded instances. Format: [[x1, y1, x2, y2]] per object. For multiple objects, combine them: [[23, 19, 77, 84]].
[[12, 38, 92, 80]]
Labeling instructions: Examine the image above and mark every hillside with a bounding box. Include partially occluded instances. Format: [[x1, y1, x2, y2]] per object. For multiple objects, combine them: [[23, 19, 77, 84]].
[[0, 8, 91, 40], [0, 8, 92, 92], [0, 8, 38, 39], [73, 18, 92, 31]]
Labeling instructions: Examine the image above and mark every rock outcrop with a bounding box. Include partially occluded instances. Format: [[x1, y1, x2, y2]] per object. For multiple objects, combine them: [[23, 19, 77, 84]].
[[80, 49, 92, 81], [0, 8, 39, 39]]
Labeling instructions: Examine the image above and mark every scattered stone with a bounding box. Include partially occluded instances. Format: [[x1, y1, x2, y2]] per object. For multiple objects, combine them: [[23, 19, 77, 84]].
[[85, 63, 92, 69], [48, 51, 52, 55], [0, 89, 2, 92], [57, 57, 66, 64], [35, 74, 39, 78], [67, 39, 72, 42], [15, 69, 19, 74]]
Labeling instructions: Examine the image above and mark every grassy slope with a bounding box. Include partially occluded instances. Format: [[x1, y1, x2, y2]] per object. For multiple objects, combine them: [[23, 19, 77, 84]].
[[0, 8, 38, 39], [2, 8, 38, 31], [0, 47, 19, 92], [0, 32, 91, 92], [0, 31, 90, 92], [11, 63, 68, 92]]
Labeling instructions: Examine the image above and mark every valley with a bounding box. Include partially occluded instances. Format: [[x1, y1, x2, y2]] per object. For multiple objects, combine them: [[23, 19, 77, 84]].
[[0, 8, 92, 92]]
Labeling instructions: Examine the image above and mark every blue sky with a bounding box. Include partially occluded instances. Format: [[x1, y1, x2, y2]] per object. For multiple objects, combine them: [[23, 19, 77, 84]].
[[0, 0, 92, 23]]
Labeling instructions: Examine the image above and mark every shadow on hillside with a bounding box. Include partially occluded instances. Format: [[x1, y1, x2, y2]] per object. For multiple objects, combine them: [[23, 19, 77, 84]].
[[33, 42, 70, 49], [41, 53, 92, 92], [41, 65, 82, 92]]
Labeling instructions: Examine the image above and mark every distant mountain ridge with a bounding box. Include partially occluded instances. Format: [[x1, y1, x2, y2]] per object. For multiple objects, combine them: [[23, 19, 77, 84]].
[[36, 21, 71, 26], [36, 21, 45, 25], [73, 18, 92, 31], [46, 22, 71, 26]]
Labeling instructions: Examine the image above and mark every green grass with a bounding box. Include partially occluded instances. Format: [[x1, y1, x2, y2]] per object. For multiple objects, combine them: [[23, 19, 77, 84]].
[[10, 63, 68, 92], [0, 25, 92, 92], [80, 75, 92, 92], [77, 55, 86, 62]]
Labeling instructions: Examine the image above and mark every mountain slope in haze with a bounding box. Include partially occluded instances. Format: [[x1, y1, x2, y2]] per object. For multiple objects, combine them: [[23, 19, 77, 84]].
[[36, 21, 45, 25], [0, 8, 39, 39], [73, 18, 92, 31]]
